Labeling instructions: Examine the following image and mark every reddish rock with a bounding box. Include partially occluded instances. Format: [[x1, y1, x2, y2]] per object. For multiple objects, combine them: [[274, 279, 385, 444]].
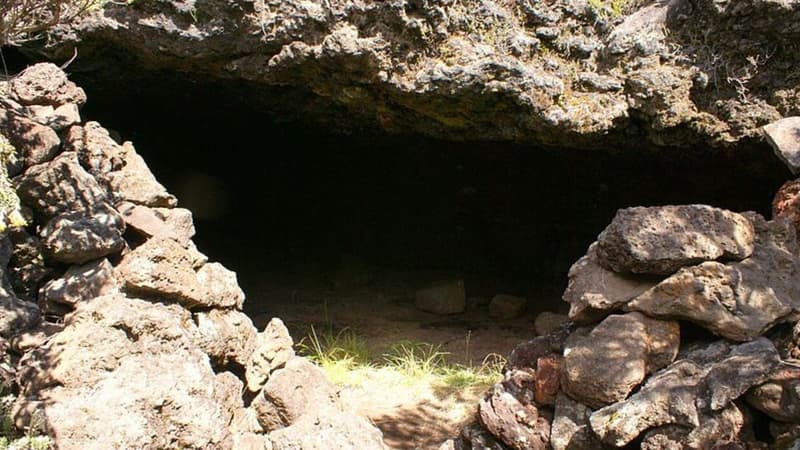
[[773, 177, 800, 238], [8, 63, 87, 107], [478, 383, 551, 450], [534, 354, 562, 406]]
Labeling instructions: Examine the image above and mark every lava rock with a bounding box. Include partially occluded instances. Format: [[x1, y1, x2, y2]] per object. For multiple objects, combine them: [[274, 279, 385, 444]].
[[533, 311, 569, 336], [596, 205, 755, 275], [66, 122, 125, 175], [628, 213, 800, 341], [551, 393, 605, 450], [0, 109, 61, 167], [764, 116, 800, 174], [478, 383, 551, 450], [107, 142, 177, 207], [40, 208, 126, 264], [562, 312, 679, 408], [195, 262, 245, 309], [252, 356, 337, 431], [16, 152, 111, 222], [14, 294, 234, 450], [117, 202, 196, 247], [562, 243, 658, 322], [415, 280, 466, 315], [589, 339, 781, 447], [245, 317, 295, 393], [773, 177, 800, 239], [744, 363, 800, 423], [194, 308, 257, 368], [489, 294, 526, 319], [38, 258, 117, 309], [0, 284, 40, 338], [8, 63, 86, 107], [27, 103, 81, 131], [640, 403, 747, 450]]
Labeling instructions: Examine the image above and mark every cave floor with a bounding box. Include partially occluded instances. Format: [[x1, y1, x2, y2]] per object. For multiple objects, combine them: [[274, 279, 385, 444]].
[[245, 268, 552, 449]]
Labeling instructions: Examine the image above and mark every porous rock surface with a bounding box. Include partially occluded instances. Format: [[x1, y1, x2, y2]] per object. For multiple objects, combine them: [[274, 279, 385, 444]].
[[0, 64, 386, 449], [36, 0, 800, 149], [451, 203, 800, 449]]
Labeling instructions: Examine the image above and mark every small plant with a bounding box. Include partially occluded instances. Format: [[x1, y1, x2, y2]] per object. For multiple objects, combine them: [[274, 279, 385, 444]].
[[0, 395, 53, 450], [0, 0, 107, 47], [296, 326, 374, 385], [384, 340, 449, 379], [0, 134, 26, 232]]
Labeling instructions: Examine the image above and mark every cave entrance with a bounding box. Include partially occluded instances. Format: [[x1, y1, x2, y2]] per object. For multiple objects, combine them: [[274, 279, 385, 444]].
[[67, 73, 792, 363], [4, 56, 788, 446]]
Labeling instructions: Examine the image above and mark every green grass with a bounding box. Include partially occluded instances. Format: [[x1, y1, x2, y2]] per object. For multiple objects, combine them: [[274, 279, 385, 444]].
[[0, 395, 52, 450], [296, 328, 504, 392]]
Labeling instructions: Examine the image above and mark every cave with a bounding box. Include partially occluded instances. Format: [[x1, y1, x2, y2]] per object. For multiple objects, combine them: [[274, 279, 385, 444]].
[[31, 64, 784, 360]]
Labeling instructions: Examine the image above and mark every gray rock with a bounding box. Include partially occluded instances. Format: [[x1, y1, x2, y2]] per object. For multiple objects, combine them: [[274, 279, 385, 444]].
[[563, 242, 658, 323], [67, 121, 126, 175], [562, 312, 679, 408], [13, 294, 233, 450], [194, 308, 257, 368], [415, 280, 466, 315], [764, 116, 800, 174], [16, 152, 111, 222], [38, 258, 117, 308], [489, 294, 526, 320], [268, 403, 387, 450], [252, 356, 337, 431], [628, 214, 800, 341], [589, 338, 780, 447], [596, 205, 755, 275], [551, 393, 606, 450], [245, 317, 295, 393], [108, 142, 177, 207], [577, 73, 623, 92], [8, 63, 87, 107], [40, 208, 126, 264]]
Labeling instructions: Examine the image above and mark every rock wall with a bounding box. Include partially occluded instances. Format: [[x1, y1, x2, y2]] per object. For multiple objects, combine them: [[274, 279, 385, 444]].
[[448, 203, 800, 449], [27, 0, 800, 150], [0, 63, 387, 449]]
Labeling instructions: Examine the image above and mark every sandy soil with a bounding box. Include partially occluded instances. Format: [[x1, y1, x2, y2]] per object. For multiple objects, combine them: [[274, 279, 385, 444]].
[[247, 269, 562, 449]]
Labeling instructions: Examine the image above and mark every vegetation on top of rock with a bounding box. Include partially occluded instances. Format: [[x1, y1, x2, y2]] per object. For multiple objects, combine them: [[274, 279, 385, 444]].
[[0, 0, 102, 47]]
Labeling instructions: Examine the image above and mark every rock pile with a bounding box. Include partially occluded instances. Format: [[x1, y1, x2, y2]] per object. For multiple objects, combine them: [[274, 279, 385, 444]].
[[0, 64, 386, 449], [449, 204, 800, 449]]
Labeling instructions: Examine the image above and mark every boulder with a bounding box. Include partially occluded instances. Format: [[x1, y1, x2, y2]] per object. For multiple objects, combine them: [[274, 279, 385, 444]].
[[252, 356, 337, 431], [40, 208, 126, 264], [628, 214, 800, 341], [477, 383, 551, 450], [589, 339, 781, 447], [534, 355, 562, 406], [38, 258, 117, 309], [764, 116, 800, 174], [268, 403, 387, 450], [0, 109, 61, 167], [107, 142, 177, 207], [744, 363, 800, 423], [14, 294, 234, 450], [8, 63, 87, 107], [194, 308, 257, 368], [533, 311, 569, 336], [116, 237, 205, 306], [489, 294, 526, 320], [595, 205, 755, 275], [561, 312, 679, 408], [117, 202, 196, 247], [245, 318, 295, 392], [562, 243, 658, 323], [16, 152, 111, 222], [196, 262, 245, 309], [415, 280, 466, 315]]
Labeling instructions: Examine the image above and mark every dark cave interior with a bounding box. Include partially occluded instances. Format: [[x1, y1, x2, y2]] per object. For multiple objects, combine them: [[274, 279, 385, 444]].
[[73, 73, 790, 313], [3, 49, 792, 315]]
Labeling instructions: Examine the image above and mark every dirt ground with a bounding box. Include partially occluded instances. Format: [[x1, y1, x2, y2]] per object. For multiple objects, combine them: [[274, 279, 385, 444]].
[[247, 268, 565, 449]]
